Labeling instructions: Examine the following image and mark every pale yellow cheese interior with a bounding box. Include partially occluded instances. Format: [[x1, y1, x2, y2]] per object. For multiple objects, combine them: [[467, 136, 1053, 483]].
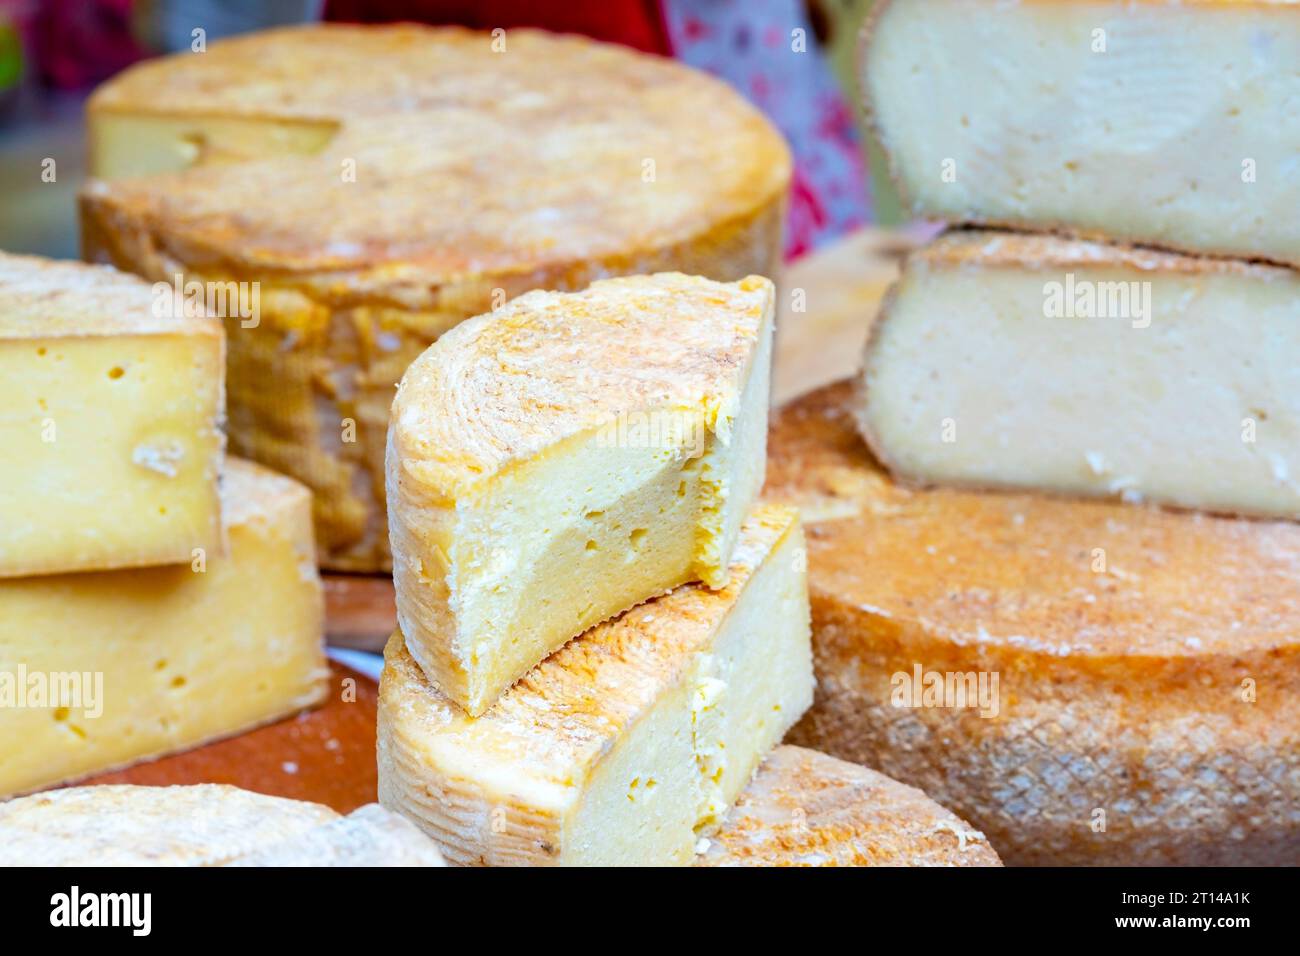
[[0, 459, 328, 797], [389, 274, 774, 716], [865, 0, 1300, 266], [377, 505, 813, 866], [0, 332, 223, 578], [860, 232, 1300, 518]]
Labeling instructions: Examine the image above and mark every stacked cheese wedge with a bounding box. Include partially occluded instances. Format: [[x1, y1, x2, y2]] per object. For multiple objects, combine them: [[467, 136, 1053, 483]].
[[768, 0, 1300, 865], [377, 273, 1000, 866], [80, 23, 792, 573], [0, 253, 329, 798]]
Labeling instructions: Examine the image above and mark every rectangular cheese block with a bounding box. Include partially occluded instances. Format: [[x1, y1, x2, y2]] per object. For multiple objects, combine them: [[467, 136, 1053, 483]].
[[0, 252, 224, 577], [389, 274, 774, 715], [864, 0, 1300, 266], [0, 459, 328, 798], [858, 230, 1300, 518], [377, 504, 812, 866]]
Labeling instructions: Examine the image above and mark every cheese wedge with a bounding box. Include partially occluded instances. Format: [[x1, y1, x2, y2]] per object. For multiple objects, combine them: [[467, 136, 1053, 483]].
[[0, 786, 444, 866], [857, 230, 1300, 519], [81, 24, 792, 572], [699, 746, 1001, 867], [0, 459, 328, 797], [863, 0, 1300, 266], [388, 273, 775, 715], [767, 382, 1300, 866], [0, 252, 224, 577], [378, 505, 813, 866]]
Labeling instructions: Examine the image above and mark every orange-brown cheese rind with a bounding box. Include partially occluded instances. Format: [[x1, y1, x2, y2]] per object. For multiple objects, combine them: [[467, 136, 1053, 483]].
[[766, 382, 1300, 866]]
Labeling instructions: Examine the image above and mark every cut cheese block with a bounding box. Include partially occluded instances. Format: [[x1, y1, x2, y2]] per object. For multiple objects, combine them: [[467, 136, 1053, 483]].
[[0, 459, 328, 798], [862, 0, 1300, 266], [81, 23, 792, 572], [0, 252, 224, 577], [377, 505, 812, 866], [858, 230, 1300, 519], [766, 382, 1300, 866], [388, 273, 775, 715], [698, 746, 1001, 867], [0, 785, 444, 866]]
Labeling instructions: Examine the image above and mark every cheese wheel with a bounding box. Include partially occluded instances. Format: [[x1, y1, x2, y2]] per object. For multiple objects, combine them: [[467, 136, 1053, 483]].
[[700, 746, 1001, 867], [0, 784, 443, 866], [766, 382, 1300, 866], [81, 24, 792, 571]]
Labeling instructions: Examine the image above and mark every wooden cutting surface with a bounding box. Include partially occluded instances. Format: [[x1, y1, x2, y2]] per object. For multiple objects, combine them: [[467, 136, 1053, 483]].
[[52, 227, 905, 812], [325, 225, 910, 652]]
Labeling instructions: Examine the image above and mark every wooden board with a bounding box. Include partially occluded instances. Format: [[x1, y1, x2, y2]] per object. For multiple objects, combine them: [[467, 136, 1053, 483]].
[[78, 663, 378, 814], [322, 226, 914, 653]]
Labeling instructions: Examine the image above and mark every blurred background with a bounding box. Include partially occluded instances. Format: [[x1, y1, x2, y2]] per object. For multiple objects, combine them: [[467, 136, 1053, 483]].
[[0, 0, 904, 262]]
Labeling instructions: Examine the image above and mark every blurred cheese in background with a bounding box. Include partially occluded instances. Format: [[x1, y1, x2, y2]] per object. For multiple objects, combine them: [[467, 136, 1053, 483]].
[[0, 251, 224, 578], [81, 23, 791, 572], [388, 274, 775, 715], [863, 0, 1300, 265], [858, 230, 1300, 519], [0, 785, 444, 866], [378, 506, 812, 866], [0, 459, 328, 798]]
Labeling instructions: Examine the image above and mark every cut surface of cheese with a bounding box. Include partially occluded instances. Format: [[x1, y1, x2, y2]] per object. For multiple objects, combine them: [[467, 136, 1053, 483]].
[[81, 24, 792, 572], [0, 459, 328, 798], [0, 252, 224, 577], [378, 505, 813, 866], [767, 382, 1300, 866], [858, 230, 1300, 519], [0, 786, 444, 866], [699, 746, 1000, 867], [863, 0, 1300, 266], [388, 273, 775, 715]]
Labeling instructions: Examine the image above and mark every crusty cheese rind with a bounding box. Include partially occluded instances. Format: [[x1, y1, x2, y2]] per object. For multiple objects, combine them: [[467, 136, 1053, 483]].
[[0, 252, 225, 577], [0, 785, 337, 866], [860, 0, 1300, 266], [80, 24, 791, 571], [767, 382, 1300, 866], [699, 746, 1001, 867], [854, 228, 1300, 520], [0, 459, 328, 797], [378, 504, 813, 866], [388, 272, 775, 715], [225, 804, 446, 867]]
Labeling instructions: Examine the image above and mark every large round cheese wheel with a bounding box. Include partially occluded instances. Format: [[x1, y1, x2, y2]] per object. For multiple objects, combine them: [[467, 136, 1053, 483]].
[[766, 382, 1300, 866], [81, 24, 791, 571]]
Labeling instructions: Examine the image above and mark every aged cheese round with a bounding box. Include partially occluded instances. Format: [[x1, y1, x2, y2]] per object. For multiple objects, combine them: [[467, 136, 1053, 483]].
[[699, 746, 1001, 867], [766, 382, 1300, 866], [81, 24, 792, 571], [0, 784, 443, 866]]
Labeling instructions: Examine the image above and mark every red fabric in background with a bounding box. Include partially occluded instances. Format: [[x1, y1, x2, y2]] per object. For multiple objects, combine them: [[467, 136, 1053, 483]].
[[35, 0, 144, 89], [324, 0, 672, 55]]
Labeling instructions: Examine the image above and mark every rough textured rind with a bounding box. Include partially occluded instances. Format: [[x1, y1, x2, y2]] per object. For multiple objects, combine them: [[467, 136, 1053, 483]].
[[700, 746, 1001, 867], [81, 24, 791, 571], [860, 0, 1300, 267], [0, 786, 444, 866], [378, 505, 811, 866], [767, 383, 1300, 866]]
